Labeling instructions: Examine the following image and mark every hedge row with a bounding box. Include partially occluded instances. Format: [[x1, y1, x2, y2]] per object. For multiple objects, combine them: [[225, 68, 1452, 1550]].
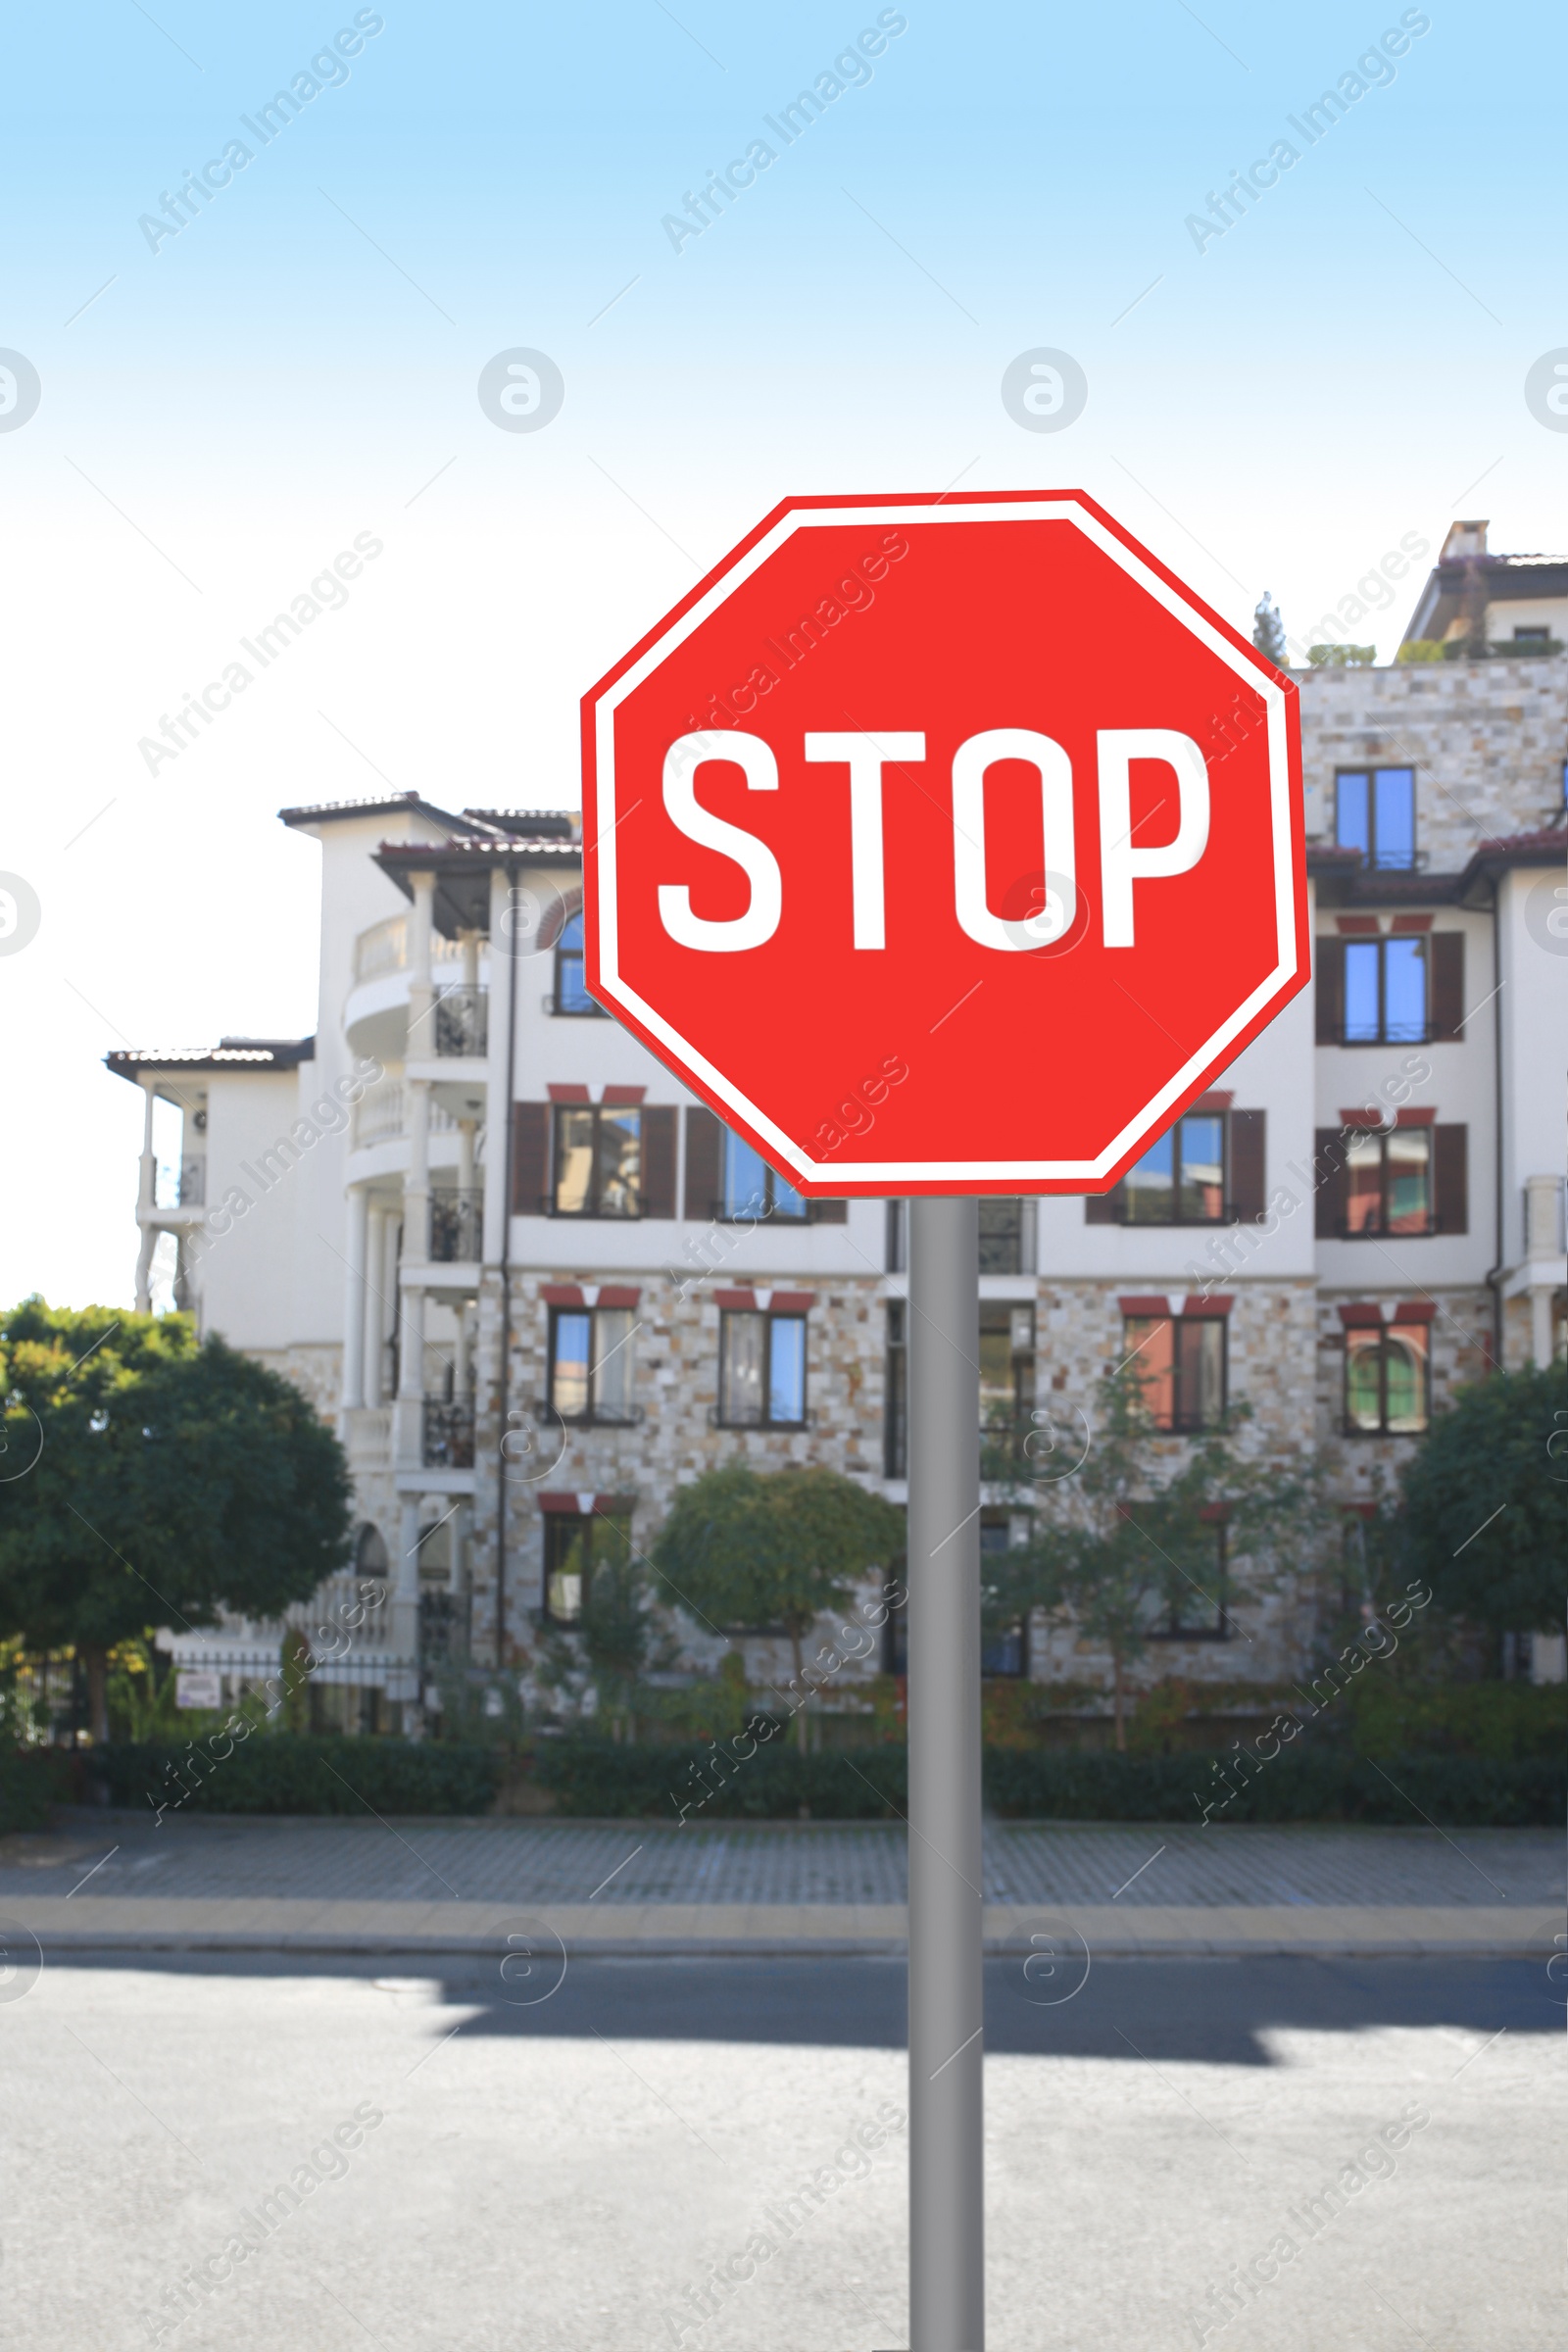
[[90, 1737, 501, 1818], [0, 1747, 76, 1836], [14, 1738, 1560, 1826], [536, 1739, 1566, 1827]]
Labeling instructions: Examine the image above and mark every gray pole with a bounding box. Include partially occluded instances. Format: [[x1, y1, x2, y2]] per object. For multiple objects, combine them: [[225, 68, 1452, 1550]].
[[906, 1194, 984, 2352]]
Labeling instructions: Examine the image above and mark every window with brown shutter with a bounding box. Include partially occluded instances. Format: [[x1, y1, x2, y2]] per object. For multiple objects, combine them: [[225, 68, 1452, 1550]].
[[1229, 1109, 1266, 1221], [1434, 1124, 1468, 1233], [1314, 936, 1345, 1044], [512, 1102, 549, 1215], [683, 1106, 722, 1221], [1314, 1129, 1348, 1238], [641, 1105, 676, 1218], [1430, 934, 1465, 1042]]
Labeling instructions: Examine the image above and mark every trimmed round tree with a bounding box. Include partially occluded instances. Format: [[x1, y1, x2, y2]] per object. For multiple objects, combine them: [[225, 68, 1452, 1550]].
[[1399, 1359, 1568, 1649], [652, 1462, 904, 1753], [0, 1301, 354, 1739]]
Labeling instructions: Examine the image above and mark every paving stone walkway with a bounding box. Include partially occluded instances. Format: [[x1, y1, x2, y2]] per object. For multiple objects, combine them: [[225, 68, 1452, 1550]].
[[2, 1809, 1558, 1910]]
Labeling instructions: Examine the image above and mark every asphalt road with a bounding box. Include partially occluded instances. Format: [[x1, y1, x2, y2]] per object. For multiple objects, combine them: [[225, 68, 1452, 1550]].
[[4, 1952, 1561, 2350]]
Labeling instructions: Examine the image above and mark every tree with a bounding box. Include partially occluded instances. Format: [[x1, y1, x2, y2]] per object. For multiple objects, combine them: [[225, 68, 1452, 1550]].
[[984, 1364, 1314, 1749], [652, 1463, 904, 1753], [1251, 591, 1287, 666], [1399, 1360, 1568, 1644], [0, 1300, 354, 1740]]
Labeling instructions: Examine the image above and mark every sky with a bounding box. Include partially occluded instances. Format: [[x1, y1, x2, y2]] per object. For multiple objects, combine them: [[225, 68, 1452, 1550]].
[[3, 0, 1564, 1307]]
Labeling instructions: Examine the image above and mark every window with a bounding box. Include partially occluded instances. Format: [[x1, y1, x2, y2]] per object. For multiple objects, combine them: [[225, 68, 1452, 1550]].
[[980, 1514, 1027, 1676], [543, 1510, 633, 1625], [548, 1306, 637, 1425], [1336, 767, 1416, 869], [1513, 625, 1548, 645], [720, 1130, 808, 1220], [885, 1200, 907, 1273], [1343, 1127, 1433, 1236], [1343, 936, 1427, 1043], [979, 1303, 1035, 1438], [1123, 1314, 1226, 1432], [552, 911, 606, 1015], [552, 1103, 641, 1217], [1144, 1521, 1230, 1639], [979, 1200, 1035, 1273], [1125, 1112, 1228, 1224], [884, 1299, 907, 1477], [717, 1309, 807, 1427], [1345, 1324, 1430, 1434]]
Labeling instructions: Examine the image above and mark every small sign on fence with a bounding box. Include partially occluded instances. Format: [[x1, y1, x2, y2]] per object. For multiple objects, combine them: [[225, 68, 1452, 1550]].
[[174, 1669, 222, 1711]]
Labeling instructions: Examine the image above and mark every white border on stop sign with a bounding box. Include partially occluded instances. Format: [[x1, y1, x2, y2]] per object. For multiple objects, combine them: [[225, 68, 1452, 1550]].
[[590, 495, 1298, 1190]]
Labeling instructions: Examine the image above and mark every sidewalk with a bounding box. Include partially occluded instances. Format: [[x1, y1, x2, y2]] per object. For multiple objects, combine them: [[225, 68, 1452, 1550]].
[[2, 1812, 1559, 1957]]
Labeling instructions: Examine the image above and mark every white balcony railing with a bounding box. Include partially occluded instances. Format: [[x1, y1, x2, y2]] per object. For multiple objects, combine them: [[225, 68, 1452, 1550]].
[[351, 1083, 462, 1152], [354, 916, 466, 984]]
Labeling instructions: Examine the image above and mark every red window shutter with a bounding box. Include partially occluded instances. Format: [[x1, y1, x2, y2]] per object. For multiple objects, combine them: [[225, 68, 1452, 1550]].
[[1314, 936, 1345, 1044], [1084, 1185, 1122, 1225], [512, 1102, 549, 1215], [684, 1106, 722, 1220], [641, 1105, 676, 1218], [1314, 1129, 1348, 1239], [1430, 933, 1465, 1041], [811, 1197, 848, 1224], [1229, 1109, 1266, 1221], [1435, 1124, 1468, 1233]]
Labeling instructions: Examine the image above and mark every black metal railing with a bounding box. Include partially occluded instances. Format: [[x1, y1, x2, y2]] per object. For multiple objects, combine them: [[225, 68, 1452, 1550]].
[[422, 1398, 475, 1468], [434, 987, 488, 1057], [429, 1189, 484, 1261]]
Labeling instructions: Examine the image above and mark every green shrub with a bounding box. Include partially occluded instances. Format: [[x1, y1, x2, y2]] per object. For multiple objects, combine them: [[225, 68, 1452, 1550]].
[[983, 1748, 1563, 1826], [1342, 1677, 1567, 1761], [0, 1745, 76, 1834], [93, 1736, 500, 1818], [531, 1732, 908, 1820]]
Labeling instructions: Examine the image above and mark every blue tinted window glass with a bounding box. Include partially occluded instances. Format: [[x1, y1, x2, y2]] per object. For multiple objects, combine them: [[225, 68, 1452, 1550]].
[[551, 1312, 592, 1419], [556, 911, 593, 1011], [1336, 772, 1370, 857], [767, 1316, 806, 1423], [722, 1131, 769, 1217], [771, 1171, 808, 1220], [1373, 769, 1415, 868], [1125, 1130, 1174, 1222], [1383, 938, 1427, 1041], [1343, 942, 1381, 1042]]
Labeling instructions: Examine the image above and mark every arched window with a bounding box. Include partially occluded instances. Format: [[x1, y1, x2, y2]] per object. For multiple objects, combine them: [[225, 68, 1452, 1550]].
[[355, 1524, 389, 1580]]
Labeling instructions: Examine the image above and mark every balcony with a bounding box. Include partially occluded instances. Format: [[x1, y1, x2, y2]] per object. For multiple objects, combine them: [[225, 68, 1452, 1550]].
[[351, 1086, 459, 1152], [433, 987, 488, 1058], [354, 917, 465, 983], [429, 1189, 483, 1262], [422, 1398, 475, 1469]]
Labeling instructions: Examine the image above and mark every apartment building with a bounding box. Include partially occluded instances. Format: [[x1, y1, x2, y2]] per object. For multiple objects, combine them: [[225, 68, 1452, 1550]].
[[108, 531, 1568, 1717]]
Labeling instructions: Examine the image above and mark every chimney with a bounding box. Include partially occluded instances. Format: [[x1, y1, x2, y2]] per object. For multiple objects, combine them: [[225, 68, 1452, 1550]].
[[1440, 518, 1489, 562]]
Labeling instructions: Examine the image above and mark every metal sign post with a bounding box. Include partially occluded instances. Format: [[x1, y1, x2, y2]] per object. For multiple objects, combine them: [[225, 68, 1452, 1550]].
[[906, 1195, 984, 2352]]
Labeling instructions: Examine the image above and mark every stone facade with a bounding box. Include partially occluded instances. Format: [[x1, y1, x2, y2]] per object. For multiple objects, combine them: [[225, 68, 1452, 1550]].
[[1297, 655, 1568, 868]]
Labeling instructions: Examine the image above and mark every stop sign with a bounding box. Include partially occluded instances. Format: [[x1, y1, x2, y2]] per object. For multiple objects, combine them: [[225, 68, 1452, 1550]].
[[582, 489, 1307, 1195]]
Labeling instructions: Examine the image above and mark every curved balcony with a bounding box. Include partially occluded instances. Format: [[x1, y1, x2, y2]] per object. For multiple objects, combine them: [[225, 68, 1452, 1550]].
[[343, 921, 475, 1062]]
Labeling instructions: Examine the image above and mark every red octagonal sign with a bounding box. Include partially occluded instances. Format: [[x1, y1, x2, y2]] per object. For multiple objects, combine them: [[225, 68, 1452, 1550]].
[[582, 490, 1307, 1196]]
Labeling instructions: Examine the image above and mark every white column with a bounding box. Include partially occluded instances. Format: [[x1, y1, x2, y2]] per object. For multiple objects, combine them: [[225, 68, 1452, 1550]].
[[408, 871, 435, 1058], [1525, 1175, 1562, 1370], [405, 1079, 431, 1266], [462, 927, 480, 991], [483, 865, 515, 1265], [342, 1185, 368, 1411], [395, 1496, 422, 1669], [134, 1078, 158, 1313], [364, 1204, 386, 1404]]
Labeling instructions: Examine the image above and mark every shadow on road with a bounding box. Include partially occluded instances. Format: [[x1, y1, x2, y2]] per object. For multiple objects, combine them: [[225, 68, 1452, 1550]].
[[44, 1950, 1565, 2064]]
